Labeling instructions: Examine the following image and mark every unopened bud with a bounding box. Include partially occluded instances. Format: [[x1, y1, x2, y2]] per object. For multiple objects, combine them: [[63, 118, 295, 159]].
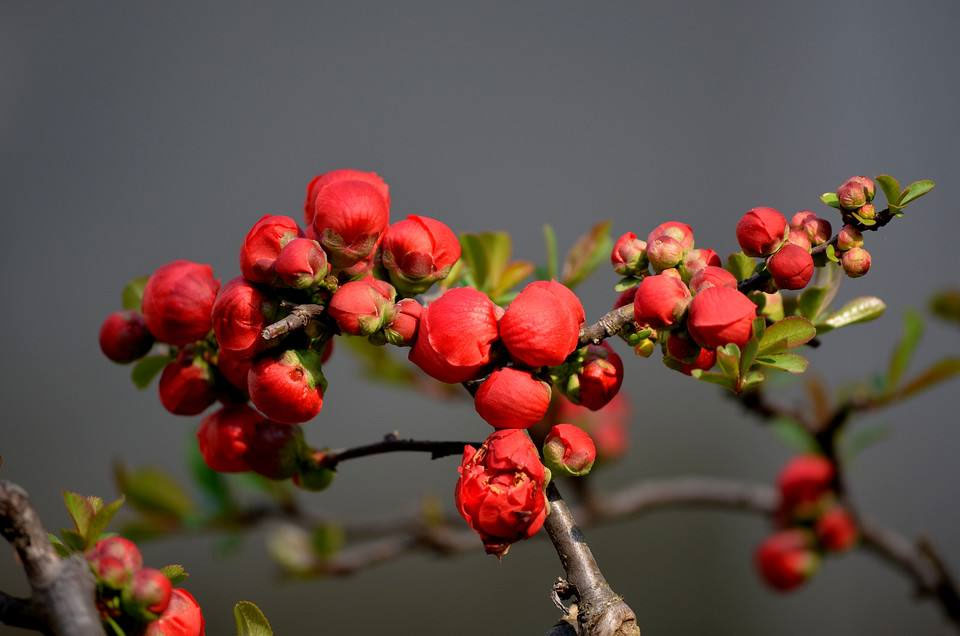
[[543, 424, 596, 477], [647, 236, 684, 272], [836, 225, 863, 251], [841, 247, 871, 278]]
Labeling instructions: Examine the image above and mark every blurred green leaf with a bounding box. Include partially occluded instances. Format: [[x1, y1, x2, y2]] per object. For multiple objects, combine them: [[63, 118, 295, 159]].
[[459, 232, 512, 294], [312, 524, 345, 559], [63, 491, 99, 538], [542, 224, 558, 281], [753, 353, 809, 374], [897, 179, 935, 207], [690, 370, 736, 390], [189, 442, 234, 514], [234, 601, 273, 636], [887, 310, 924, 390], [726, 251, 756, 282], [875, 175, 901, 208], [491, 261, 534, 302], [614, 277, 641, 292], [771, 417, 819, 453], [816, 296, 886, 334], [121, 276, 150, 311], [716, 343, 741, 380], [820, 192, 841, 209], [85, 496, 125, 548], [562, 221, 612, 289], [895, 358, 960, 401], [48, 533, 72, 558], [342, 336, 418, 386], [758, 317, 816, 355], [114, 463, 194, 520], [160, 564, 189, 584], [59, 529, 87, 552], [841, 425, 890, 461], [930, 289, 960, 325], [131, 354, 171, 389]]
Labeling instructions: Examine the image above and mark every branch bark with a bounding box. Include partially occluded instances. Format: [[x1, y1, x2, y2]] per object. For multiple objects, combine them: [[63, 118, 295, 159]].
[[311, 433, 479, 470], [260, 303, 326, 340]]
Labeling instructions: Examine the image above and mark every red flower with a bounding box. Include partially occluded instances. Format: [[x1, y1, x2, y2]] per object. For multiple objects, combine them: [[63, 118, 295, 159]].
[[158, 351, 216, 416], [328, 278, 396, 336], [647, 235, 684, 272], [239, 215, 302, 284], [212, 278, 277, 358], [381, 215, 461, 294], [383, 298, 422, 346], [145, 588, 205, 636], [99, 311, 154, 363], [553, 393, 629, 462], [142, 260, 220, 346], [573, 343, 623, 410], [777, 454, 834, 515], [543, 424, 596, 476], [474, 367, 551, 429], [610, 232, 647, 276], [243, 419, 306, 480], [632, 273, 692, 329], [304, 169, 389, 230], [409, 287, 501, 383], [754, 530, 819, 592], [274, 238, 329, 289], [767, 244, 814, 290], [131, 568, 173, 615], [86, 537, 142, 587], [500, 281, 585, 367], [816, 506, 858, 552], [841, 247, 871, 278], [310, 173, 390, 269], [248, 349, 326, 424], [455, 429, 548, 557], [736, 207, 787, 257], [790, 211, 832, 246], [215, 348, 252, 394], [680, 248, 721, 280], [196, 404, 261, 473], [646, 221, 695, 252], [689, 265, 737, 294], [678, 347, 716, 375], [686, 286, 756, 348]]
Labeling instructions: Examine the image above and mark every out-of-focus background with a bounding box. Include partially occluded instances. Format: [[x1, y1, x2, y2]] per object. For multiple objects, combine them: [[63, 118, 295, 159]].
[[2, 1, 959, 634]]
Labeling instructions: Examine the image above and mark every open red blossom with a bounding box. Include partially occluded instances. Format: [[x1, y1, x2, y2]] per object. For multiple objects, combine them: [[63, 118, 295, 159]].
[[310, 173, 390, 269], [500, 281, 584, 367], [196, 404, 261, 473], [304, 169, 389, 229], [328, 278, 396, 336], [767, 244, 814, 290], [142, 260, 220, 346], [381, 214, 461, 295], [543, 423, 596, 477], [243, 419, 306, 480], [131, 568, 173, 615], [736, 207, 787, 257], [145, 588, 204, 636], [248, 349, 326, 424], [686, 286, 756, 349], [755, 530, 819, 592], [816, 506, 858, 552], [455, 429, 548, 557], [689, 265, 737, 294], [574, 343, 623, 410], [409, 287, 502, 383], [212, 278, 277, 358], [99, 311, 155, 363], [274, 238, 329, 289], [646, 221, 695, 252], [158, 351, 216, 416], [632, 273, 692, 329], [239, 214, 302, 284], [474, 367, 551, 429], [777, 454, 834, 515]]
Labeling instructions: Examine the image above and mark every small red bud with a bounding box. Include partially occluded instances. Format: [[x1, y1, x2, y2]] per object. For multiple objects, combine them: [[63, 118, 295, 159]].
[[212, 277, 279, 358], [778, 454, 834, 516], [273, 238, 330, 289], [767, 244, 814, 290], [841, 247, 871, 278], [543, 423, 596, 477], [790, 211, 832, 246], [785, 228, 812, 252], [816, 506, 858, 552], [158, 351, 216, 416], [141, 261, 220, 346], [328, 278, 397, 336], [755, 530, 819, 592], [857, 203, 876, 220], [99, 311, 155, 363], [680, 248, 721, 281], [551, 393, 630, 462], [574, 343, 624, 410], [239, 215, 302, 284], [647, 235, 685, 272], [836, 224, 864, 251], [383, 298, 422, 346], [500, 281, 585, 367], [736, 208, 787, 257], [145, 588, 204, 636], [687, 287, 757, 349], [311, 175, 390, 269], [248, 349, 326, 424], [646, 221, 695, 252], [632, 273, 692, 329], [87, 537, 142, 588], [381, 215, 461, 295], [130, 568, 173, 615], [837, 180, 867, 210], [847, 175, 875, 202], [610, 232, 648, 276], [474, 367, 551, 429], [196, 404, 261, 473]]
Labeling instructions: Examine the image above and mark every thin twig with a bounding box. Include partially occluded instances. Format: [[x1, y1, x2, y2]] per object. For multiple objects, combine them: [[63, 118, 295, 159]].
[[261, 303, 326, 340], [313, 433, 479, 470], [579, 304, 635, 346]]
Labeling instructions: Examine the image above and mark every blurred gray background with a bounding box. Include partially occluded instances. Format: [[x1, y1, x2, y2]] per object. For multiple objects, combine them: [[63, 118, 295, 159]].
[[2, 1, 959, 633]]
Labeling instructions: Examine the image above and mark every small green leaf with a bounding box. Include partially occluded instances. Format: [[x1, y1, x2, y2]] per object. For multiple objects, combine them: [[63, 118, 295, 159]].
[[49, 533, 73, 557], [614, 277, 641, 292], [234, 601, 274, 636], [930, 288, 960, 325], [897, 179, 935, 207], [753, 353, 809, 374], [887, 310, 924, 390], [758, 317, 817, 354], [851, 213, 876, 226], [741, 369, 766, 389], [825, 244, 840, 263], [726, 252, 756, 282], [160, 564, 189, 584], [690, 370, 736, 390], [895, 357, 960, 401], [741, 325, 761, 377], [59, 529, 87, 552], [85, 496, 125, 547], [63, 491, 99, 538], [562, 221, 613, 289], [820, 192, 841, 209], [716, 343, 741, 380], [816, 296, 886, 334], [770, 417, 819, 452], [875, 175, 901, 207], [842, 425, 890, 461], [114, 463, 194, 520], [542, 224, 558, 281], [131, 355, 171, 389], [312, 524, 346, 558], [121, 276, 150, 311]]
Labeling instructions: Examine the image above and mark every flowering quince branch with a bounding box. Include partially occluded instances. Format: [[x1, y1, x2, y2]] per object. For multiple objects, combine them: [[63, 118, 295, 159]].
[[260, 303, 326, 340], [309, 433, 479, 470]]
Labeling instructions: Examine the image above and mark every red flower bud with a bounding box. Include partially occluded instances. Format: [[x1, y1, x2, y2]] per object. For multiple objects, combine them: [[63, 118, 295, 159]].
[[858, 203, 877, 220], [196, 404, 260, 473], [836, 180, 867, 210], [610, 232, 648, 276], [211, 278, 278, 358], [158, 351, 216, 416], [142, 261, 220, 346], [849, 176, 875, 201], [816, 506, 858, 552], [689, 265, 737, 295], [680, 248, 721, 281], [677, 347, 716, 375], [474, 367, 551, 429], [785, 228, 812, 252], [455, 430, 548, 557], [647, 235, 685, 272], [755, 530, 819, 592], [381, 215, 461, 294], [86, 537, 142, 587], [409, 287, 501, 383], [841, 247, 871, 278], [248, 349, 326, 424], [304, 169, 389, 230], [311, 176, 390, 269], [836, 224, 863, 251], [239, 215, 302, 284], [500, 281, 585, 367], [665, 330, 700, 363], [767, 244, 814, 290], [736, 207, 787, 257], [543, 423, 596, 477], [790, 211, 832, 246], [553, 393, 629, 462], [215, 348, 251, 394], [273, 238, 329, 289], [243, 419, 306, 480], [328, 278, 396, 336], [687, 287, 757, 349], [777, 454, 834, 514], [383, 298, 422, 346], [646, 221, 695, 252], [573, 343, 623, 410], [632, 273, 692, 329], [130, 568, 173, 615], [145, 588, 204, 636], [99, 311, 154, 363]]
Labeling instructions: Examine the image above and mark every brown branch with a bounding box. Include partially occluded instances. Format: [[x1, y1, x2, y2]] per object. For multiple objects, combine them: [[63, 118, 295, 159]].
[[261, 303, 326, 340], [312, 433, 479, 470], [579, 304, 635, 346], [0, 480, 105, 636]]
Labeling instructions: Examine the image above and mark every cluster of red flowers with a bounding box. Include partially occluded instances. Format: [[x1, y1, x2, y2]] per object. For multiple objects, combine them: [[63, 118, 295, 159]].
[[85, 537, 203, 635], [755, 454, 858, 591]]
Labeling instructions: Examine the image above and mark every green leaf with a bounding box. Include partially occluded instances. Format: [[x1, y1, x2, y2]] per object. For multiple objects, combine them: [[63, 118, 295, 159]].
[[562, 221, 613, 288], [542, 224, 558, 281], [758, 317, 817, 354], [816, 296, 886, 334], [842, 425, 890, 461], [459, 232, 512, 294], [875, 175, 901, 208], [49, 533, 73, 557], [614, 277, 641, 292], [825, 244, 840, 263], [312, 524, 345, 558], [739, 319, 764, 376], [887, 310, 924, 390], [491, 261, 534, 302], [741, 369, 766, 389], [930, 289, 960, 325], [690, 370, 736, 390], [234, 601, 273, 636], [852, 213, 876, 226], [85, 496, 125, 547], [897, 179, 935, 207], [63, 491, 100, 538], [771, 417, 819, 452], [59, 529, 87, 552], [797, 263, 842, 321], [160, 564, 189, 584], [820, 192, 841, 209], [726, 251, 756, 282], [753, 353, 809, 374], [716, 344, 741, 380], [131, 354, 171, 389], [895, 357, 960, 401], [798, 287, 830, 321], [114, 463, 194, 520], [121, 276, 150, 311]]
